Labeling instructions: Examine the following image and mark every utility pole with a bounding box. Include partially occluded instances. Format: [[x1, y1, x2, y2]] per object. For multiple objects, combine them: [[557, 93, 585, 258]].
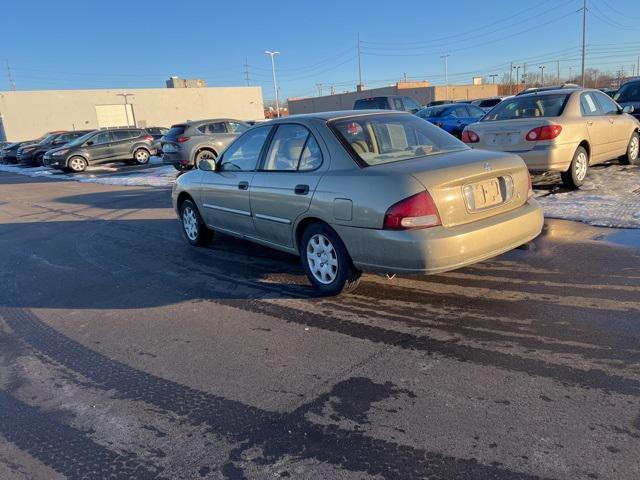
[[569, 65, 573, 81], [6, 60, 16, 91], [637, 55, 639, 77], [539, 65, 546, 86], [243, 58, 250, 86], [513, 65, 521, 92], [581, 0, 588, 87], [356, 32, 363, 90], [489, 74, 498, 84], [403, 72, 408, 82], [441, 54, 450, 100], [265, 50, 281, 118], [315, 83, 323, 96], [523, 63, 527, 87], [557, 60, 561, 84]]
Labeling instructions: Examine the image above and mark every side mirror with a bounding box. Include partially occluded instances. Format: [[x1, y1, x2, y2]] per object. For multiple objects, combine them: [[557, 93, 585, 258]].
[[86, 140, 94, 146], [623, 105, 635, 114], [199, 159, 217, 171]]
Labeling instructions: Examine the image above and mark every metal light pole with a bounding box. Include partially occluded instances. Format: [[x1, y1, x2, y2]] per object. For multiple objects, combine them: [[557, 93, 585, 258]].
[[514, 65, 521, 92], [539, 65, 546, 86], [441, 54, 450, 100], [581, 0, 588, 87], [265, 50, 281, 118], [116, 93, 135, 127], [489, 74, 498, 84]]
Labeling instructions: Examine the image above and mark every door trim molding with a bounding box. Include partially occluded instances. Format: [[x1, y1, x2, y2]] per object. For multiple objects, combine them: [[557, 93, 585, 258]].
[[202, 203, 251, 217], [254, 213, 291, 225]]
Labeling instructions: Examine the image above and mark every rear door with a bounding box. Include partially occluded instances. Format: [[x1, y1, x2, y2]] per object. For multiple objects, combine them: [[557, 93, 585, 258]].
[[250, 124, 325, 247], [580, 91, 611, 162], [200, 126, 272, 236], [111, 130, 137, 159]]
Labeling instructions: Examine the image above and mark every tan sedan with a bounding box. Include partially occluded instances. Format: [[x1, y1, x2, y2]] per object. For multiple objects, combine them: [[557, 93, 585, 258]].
[[462, 88, 640, 188], [172, 111, 543, 295]]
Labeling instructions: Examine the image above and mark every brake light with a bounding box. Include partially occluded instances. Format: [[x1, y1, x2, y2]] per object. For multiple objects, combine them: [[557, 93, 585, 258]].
[[177, 136, 191, 143], [525, 125, 562, 141], [462, 129, 479, 143], [143, 135, 153, 142], [383, 191, 441, 230]]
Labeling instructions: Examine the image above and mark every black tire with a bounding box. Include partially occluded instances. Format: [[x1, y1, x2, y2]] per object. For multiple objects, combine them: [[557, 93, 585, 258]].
[[561, 146, 589, 189], [173, 163, 193, 172], [180, 199, 212, 246], [133, 148, 150, 165], [67, 156, 88, 173], [620, 131, 639, 166], [300, 222, 361, 296], [34, 153, 44, 167], [194, 149, 217, 169]]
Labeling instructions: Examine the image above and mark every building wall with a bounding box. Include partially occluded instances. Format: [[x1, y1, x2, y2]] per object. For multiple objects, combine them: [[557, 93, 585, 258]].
[[0, 86, 264, 141], [288, 83, 500, 115]]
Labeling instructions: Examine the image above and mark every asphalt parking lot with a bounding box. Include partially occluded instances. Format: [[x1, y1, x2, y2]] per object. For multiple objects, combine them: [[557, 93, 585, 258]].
[[1, 171, 639, 480]]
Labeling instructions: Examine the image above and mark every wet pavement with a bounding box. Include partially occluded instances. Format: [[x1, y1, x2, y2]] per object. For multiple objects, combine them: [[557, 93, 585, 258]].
[[0, 171, 639, 479]]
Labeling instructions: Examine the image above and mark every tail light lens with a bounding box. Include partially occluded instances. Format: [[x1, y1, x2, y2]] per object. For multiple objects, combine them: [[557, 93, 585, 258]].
[[383, 191, 442, 230], [143, 135, 154, 142], [177, 136, 191, 143], [525, 125, 562, 141], [462, 129, 479, 143]]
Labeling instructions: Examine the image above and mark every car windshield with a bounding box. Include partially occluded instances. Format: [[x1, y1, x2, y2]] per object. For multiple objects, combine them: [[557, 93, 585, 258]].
[[65, 131, 95, 147], [330, 113, 467, 166], [482, 94, 569, 121], [416, 106, 448, 118], [39, 134, 58, 145], [614, 82, 640, 103]]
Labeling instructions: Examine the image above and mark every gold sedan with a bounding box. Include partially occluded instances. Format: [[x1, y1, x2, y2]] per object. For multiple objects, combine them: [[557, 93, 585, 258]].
[[462, 87, 640, 188]]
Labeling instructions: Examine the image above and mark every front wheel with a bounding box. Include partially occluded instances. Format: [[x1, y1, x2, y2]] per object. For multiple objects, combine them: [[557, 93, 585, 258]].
[[133, 148, 150, 165], [561, 146, 589, 189], [180, 199, 212, 246], [620, 131, 639, 165], [67, 156, 88, 173], [300, 223, 361, 296]]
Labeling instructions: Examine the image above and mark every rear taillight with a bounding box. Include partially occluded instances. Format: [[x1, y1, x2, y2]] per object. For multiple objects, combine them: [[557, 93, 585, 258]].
[[525, 125, 562, 141], [383, 191, 442, 230], [462, 129, 479, 143], [177, 136, 190, 143], [143, 135, 153, 142]]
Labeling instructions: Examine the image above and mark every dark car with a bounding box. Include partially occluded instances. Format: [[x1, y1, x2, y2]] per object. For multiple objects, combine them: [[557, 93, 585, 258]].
[[43, 128, 155, 172], [415, 103, 486, 138], [17, 130, 94, 166], [353, 96, 422, 114], [0, 132, 54, 163], [614, 79, 640, 120], [144, 126, 169, 156]]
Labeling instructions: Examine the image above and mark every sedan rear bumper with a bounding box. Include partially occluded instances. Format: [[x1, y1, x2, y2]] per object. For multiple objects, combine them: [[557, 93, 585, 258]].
[[473, 143, 577, 173], [335, 199, 544, 274]]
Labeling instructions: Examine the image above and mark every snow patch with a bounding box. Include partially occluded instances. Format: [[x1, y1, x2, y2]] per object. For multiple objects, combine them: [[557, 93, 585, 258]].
[[79, 165, 177, 187]]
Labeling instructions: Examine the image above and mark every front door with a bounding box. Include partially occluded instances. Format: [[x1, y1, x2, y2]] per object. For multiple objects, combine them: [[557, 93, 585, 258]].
[[250, 124, 325, 247], [86, 131, 115, 163], [200, 125, 272, 236], [594, 91, 628, 155]]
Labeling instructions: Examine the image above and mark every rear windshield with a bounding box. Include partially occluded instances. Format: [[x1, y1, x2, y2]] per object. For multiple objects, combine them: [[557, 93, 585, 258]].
[[329, 113, 466, 166], [614, 82, 640, 103], [482, 94, 569, 121], [354, 98, 389, 110], [166, 125, 187, 139]]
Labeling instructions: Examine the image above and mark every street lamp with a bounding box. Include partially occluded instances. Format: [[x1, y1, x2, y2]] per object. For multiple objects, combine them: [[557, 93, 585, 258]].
[[116, 93, 135, 127], [539, 65, 546, 86], [265, 50, 281, 118], [513, 65, 522, 92], [441, 54, 450, 101]]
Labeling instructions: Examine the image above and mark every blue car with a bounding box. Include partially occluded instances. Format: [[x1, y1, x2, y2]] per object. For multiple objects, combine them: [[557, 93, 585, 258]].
[[415, 103, 486, 138]]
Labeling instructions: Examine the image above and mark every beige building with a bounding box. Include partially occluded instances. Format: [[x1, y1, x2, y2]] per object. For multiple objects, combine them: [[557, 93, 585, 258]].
[[0, 86, 264, 141], [288, 81, 500, 115]]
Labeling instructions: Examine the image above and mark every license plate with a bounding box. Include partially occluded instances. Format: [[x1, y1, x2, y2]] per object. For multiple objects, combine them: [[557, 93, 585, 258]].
[[163, 144, 177, 153], [464, 178, 503, 210], [490, 131, 519, 146]]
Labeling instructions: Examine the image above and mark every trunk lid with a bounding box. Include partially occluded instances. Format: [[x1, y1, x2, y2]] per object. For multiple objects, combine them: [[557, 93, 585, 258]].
[[472, 118, 560, 153], [372, 148, 530, 228]]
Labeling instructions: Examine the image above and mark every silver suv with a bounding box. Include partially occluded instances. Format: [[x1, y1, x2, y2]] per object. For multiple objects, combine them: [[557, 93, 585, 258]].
[[162, 119, 250, 170]]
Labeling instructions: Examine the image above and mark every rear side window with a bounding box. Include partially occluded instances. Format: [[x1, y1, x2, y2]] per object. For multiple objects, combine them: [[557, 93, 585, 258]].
[[482, 94, 569, 121], [166, 125, 186, 139], [227, 122, 249, 133], [207, 123, 227, 134], [354, 98, 390, 110], [403, 97, 422, 112], [392, 98, 404, 110]]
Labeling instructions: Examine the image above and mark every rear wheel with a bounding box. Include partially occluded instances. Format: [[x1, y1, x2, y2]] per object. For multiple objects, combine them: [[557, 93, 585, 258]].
[[133, 148, 150, 165], [561, 146, 589, 189], [620, 131, 639, 165], [300, 223, 361, 296], [68, 156, 87, 173], [180, 199, 212, 246]]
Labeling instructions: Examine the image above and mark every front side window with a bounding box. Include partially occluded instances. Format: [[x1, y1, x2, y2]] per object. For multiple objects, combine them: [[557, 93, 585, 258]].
[[263, 124, 322, 171], [580, 93, 602, 116], [403, 97, 422, 113], [614, 82, 640, 103], [452, 106, 468, 118], [594, 92, 620, 115], [90, 132, 114, 145], [467, 105, 486, 118], [482, 94, 569, 121], [330, 113, 466, 166], [219, 126, 271, 172]]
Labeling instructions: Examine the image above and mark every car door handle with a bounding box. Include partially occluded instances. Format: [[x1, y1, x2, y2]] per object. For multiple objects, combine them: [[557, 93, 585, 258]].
[[294, 184, 309, 195], [238, 181, 249, 190]]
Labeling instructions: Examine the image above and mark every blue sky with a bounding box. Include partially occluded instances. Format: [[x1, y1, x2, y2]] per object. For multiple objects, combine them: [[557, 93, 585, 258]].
[[2, 0, 639, 101]]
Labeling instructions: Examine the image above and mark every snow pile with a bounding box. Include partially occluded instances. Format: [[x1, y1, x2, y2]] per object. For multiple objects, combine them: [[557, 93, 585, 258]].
[[0, 164, 64, 177], [536, 165, 640, 229], [79, 165, 177, 187]]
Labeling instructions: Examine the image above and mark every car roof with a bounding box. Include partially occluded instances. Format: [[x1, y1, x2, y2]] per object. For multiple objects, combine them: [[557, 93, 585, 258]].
[[181, 118, 245, 126], [265, 110, 412, 123], [514, 87, 584, 99]]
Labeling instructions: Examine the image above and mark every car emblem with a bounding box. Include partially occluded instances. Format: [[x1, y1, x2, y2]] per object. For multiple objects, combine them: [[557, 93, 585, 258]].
[[483, 162, 492, 171]]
